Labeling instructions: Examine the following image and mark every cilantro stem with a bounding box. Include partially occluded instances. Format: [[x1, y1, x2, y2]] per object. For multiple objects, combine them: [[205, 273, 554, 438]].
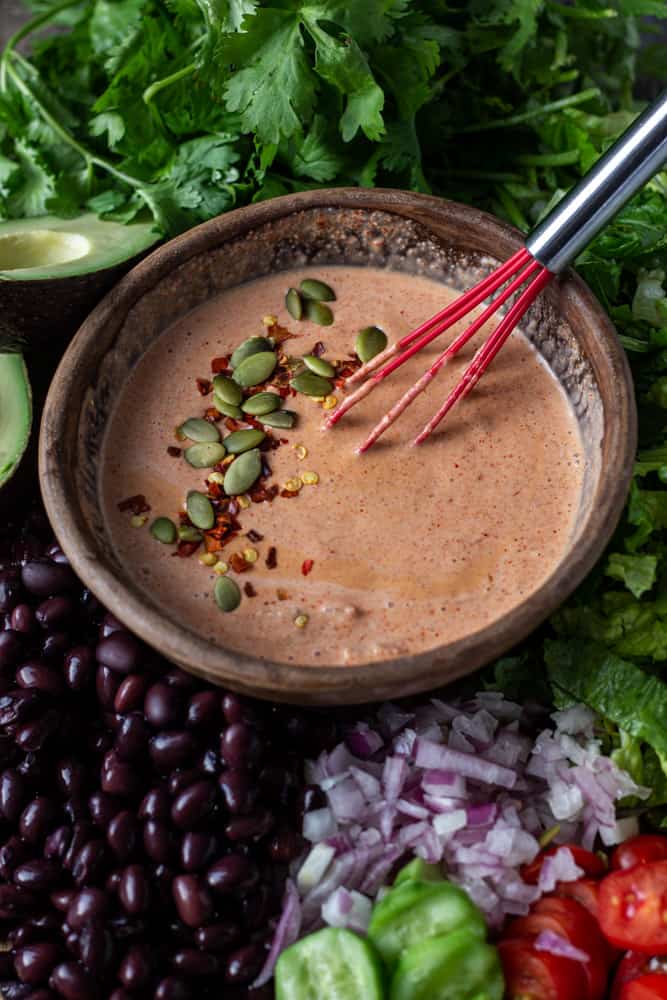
[[459, 88, 601, 133], [0, 0, 82, 93], [143, 63, 197, 107]]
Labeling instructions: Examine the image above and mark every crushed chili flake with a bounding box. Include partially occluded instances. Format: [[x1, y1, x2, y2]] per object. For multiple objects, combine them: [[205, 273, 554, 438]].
[[230, 552, 251, 574], [207, 482, 224, 500], [278, 387, 290, 399], [280, 489, 300, 499], [250, 484, 279, 504], [266, 546, 277, 569], [246, 529, 264, 543], [311, 341, 326, 358], [277, 589, 289, 601], [211, 356, 230, 373], [270, 323, 297, 345], [204, 407, 222, 423], [117, 495, 151, 515], [174, 541, 200, 558], [196, 378, 213, 396], [225, 418, 243, 432], [243, 582, 257, 598], [302, 559, 314, 576], [166, 446, 182, 458]]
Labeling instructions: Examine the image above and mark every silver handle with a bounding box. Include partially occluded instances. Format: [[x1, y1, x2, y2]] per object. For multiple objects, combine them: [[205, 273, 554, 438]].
[[525, 90, 667, 273]]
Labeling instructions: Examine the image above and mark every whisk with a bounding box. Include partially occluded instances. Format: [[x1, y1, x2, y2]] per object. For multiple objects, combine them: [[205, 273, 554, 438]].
[[327, 90, 667, 452]]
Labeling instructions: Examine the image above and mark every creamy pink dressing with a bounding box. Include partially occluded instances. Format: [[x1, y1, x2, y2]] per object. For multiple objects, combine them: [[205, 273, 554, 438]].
[[101, 266, 584, 666]]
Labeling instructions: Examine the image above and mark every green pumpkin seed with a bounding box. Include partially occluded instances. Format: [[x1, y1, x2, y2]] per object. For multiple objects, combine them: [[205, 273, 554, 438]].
[[290, 371, 333, 396], [304, 300, 334, 326], [213, 395, 244, 419], [150, 517, 177, 544], [177, 418, 221, 443], [184, 442, 226, 468], [355, 325, 388, 363], [300, 278, 336, 302], [224, 428, 266, 454], [178, 525, 203, 543], [186, 491, 215, 530], [303, 355, 335, 378], [214, 575, 241, 613], [260, 409, 297, 429], [242, 392, 281, 416], [230, 336, 272, 369], [285, 287, 303, 321], [223, 448, 262, 496], [232, 351, 277, 388], [212, 375, 243, 406]]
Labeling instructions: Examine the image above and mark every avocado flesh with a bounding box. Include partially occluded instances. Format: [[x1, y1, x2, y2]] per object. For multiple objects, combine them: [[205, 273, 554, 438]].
[[0, 353, 31, 489], [0, 214, 158, 281]]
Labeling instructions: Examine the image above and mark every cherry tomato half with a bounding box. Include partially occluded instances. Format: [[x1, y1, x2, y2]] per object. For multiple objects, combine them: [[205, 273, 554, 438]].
[[619, 973, 667, 1000], [499, 936, 589, 1000], [612, 953, 667, 1000], [555, 878, 601, 919], [522, 845, 607, 885], [599, 861, 667, 954], [612, 837, 667, 873]]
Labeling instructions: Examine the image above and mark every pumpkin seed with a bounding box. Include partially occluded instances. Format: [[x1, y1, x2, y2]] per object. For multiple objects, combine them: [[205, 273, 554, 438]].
[[177, 418, 221, 443], [242, 392, 281, 416], [304, 300, 334, 326], [355, 325, 388, 363], [300, 278, 336, 302], [232, 351, 277, 388], [285, 287, 303, 320], [150, 517, 177, 544], [224, 428, 266, 454], [186, 491, 215, 530], [223, 448, 262, 495], [212, 375, 243, 406], [290, 371, 333, 396], [178, 525, 203, 543], [260, 409, 297, 429], [213, 396, 244, 419], [303, 355, 335, 378], [184, 442, 226, 468], [214, 575, 241, 613], [230, 336, 272, 369]]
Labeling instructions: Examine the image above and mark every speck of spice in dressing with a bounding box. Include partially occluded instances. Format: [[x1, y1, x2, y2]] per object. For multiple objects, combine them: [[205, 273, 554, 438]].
[[322, 395, 338, 410], [213, 561, 229, 575], [294, 614, 309, 628], [294, 443, 308, 460], [131, 514, 148, 528], [199, 552, 217, 566], [243, 548, 259, 563], [283, 477, 302, 493], [301, 471, 319, 486]]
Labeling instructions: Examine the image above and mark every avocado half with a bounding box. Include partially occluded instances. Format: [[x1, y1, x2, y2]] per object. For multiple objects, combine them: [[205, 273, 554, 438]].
[[0, 214, 159, 345], [0, 352, 31, 494]]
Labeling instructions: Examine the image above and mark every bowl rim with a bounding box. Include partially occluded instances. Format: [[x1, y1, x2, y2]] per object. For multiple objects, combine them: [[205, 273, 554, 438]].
[[39, 188, 637, 705]]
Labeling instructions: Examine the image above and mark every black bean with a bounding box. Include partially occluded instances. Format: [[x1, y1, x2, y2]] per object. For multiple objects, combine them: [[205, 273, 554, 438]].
[[242, 883, 271, 930], [72, 841, 108, 885], [23, 989, 56, 1000], [154, 976, 192, 1000], [10, 604, 34, 633], [0, 884, 39, 916], [138, 787, 170, 821], [0, 630, 24, 668], [50, 890, 76, 913], [221, 693, 244, 725], [225, 809, 274, 842], [164, 668, 196, 690], [0, 569, 23, 612], [87, 792, 117, 829], [20, 798, 56, 844], [95, 667, 120, 710], [198, 749, 218, 775], [35, 598, 74, 630], [168, 770, 200, 798], [218, 769, 254, 815], [172, 949, 219, 977], [78, 922, 113, 976], [171, 781, 216, 830], [194, 921, 240, 953], [22, 563, 76, 598], [101, 752, 142, 798], [144, 683, 183, 729], [41, 634, 69, 661], [63, 648, 93, 692], [118, 943, 152, 989], [1, 769, 27, 822], [96, 632, 141, 675], [113, 675, 148, 714], [220, 723, 259, 770], [268, 827, 305, 864], [49, 962, 96, 1000], [149, 732, 197, 771], [142, 821, 174, 865], [56, 761, 86, 799], [106, 811, 138, 861], [44, 828, 71, 862], [181, 832, 217, 873], [45, 544, 68, 564], [98, 613, 124, 639], [65, 889, 108, 931], [206, 855, 255, 894], [115, 715, 149, 762], [186, 692, 219, 730], [16, 710, 60, 752], [62, 824, 93, 872], [109, 991, 133, 1000], [14, 860, 62, 891], [118, 864, 150, 914], [223, 942, 264, 984], [14, 943, 60, 985], [0, 835, 29, 878], [0, 689, 41, 727], [0, 981, 33, 999], [172, 876, 213, 928]]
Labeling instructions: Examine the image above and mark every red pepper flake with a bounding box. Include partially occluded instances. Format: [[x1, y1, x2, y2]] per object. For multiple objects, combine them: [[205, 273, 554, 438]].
[[278, 387, 290, 399], [196, 378, 212, 396], [117, 495, 151, 515], [277, 588, 289, 601], [280, 489, 300, 499], [250, 484, 279, 504], [204, 407, 222, 423], [174, 540, 200, 558], [246, 529, 263, 543], [266, 546, 277, 569], [230, 552, 251, 574], [211, 356, 230, 373], [166, 447, 181, 458], [302, 559, 314, 576], [311, 341, 326, 358], [270, 323, 297, 345], [207, 482, 224, 500], [225, 418, 242, 432], [243, 582, 257, 598]]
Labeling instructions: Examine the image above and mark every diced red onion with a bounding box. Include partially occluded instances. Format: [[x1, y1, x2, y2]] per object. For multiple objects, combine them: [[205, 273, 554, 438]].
[[253, 879, 302, 987], [303, 807, 337, 843], [535, 930, 590, 963], [346, 724, 384, 759], [537, 847, 584, 893], [415, 739, 517, 789]]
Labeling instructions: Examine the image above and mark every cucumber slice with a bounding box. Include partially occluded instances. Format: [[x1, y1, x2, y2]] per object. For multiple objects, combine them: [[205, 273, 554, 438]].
[[390, 929, 504, 1000], [275, 927, 385, 1000]]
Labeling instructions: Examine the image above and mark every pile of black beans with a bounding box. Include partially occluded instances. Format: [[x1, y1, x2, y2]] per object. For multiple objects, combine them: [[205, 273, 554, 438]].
[[0, 506, 336, 999]]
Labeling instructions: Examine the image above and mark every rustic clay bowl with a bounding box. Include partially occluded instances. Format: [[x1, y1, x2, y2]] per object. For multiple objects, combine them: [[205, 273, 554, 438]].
[[39, 189, 636, 705]]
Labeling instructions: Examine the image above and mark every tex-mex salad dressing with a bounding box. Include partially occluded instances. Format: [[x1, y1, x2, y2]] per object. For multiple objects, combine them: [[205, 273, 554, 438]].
[[101, 266, 584, 666]]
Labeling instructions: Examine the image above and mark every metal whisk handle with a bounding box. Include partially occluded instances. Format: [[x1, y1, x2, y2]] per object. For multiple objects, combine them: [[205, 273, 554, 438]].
[[525, 89, 667, 274]]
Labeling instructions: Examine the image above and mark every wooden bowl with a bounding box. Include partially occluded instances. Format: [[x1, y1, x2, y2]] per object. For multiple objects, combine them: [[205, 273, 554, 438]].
[[39, 190, 636, 705]]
